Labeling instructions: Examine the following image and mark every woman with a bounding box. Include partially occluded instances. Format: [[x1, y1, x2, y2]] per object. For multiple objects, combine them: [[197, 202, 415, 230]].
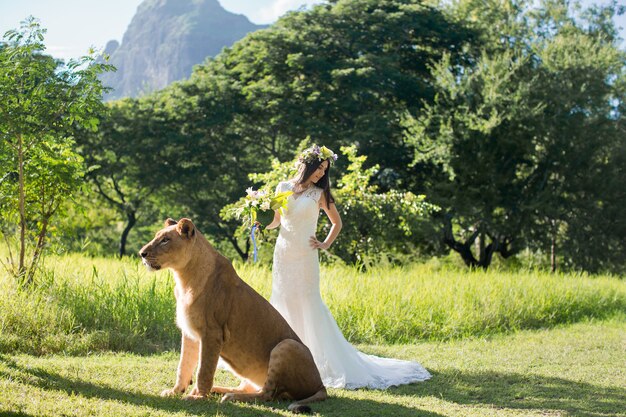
[[264, 145, 431, 389]]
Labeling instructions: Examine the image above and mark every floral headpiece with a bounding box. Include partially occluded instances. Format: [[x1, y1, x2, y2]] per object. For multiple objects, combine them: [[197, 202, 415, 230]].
[[298, 144, 338, 165]]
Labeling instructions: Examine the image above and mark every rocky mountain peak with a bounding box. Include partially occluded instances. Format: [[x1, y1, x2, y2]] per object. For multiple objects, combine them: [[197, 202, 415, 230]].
[[100, 0, 264, 100]]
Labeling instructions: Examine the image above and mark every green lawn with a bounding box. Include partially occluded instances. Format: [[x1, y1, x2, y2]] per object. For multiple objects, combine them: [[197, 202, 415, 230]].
[[1, 316, 623, 417]]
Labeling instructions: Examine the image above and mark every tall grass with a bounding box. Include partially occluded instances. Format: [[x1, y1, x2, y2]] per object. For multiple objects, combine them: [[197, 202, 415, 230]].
[[237, 262, 626, 343], [0, 253, 176, 355], [0, 251, 624, 355]]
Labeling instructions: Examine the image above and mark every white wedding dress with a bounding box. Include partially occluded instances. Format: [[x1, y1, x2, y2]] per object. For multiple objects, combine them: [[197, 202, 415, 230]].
[[270, 181, 431, 389]]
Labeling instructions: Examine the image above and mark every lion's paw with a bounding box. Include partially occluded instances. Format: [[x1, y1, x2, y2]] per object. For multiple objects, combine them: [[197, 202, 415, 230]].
[[220, 393, 236, 403], [183, 387, 207, 401], [160, 388, 181, 397]]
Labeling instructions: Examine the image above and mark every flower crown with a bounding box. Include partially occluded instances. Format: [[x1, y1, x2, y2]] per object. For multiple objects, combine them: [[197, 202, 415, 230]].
[[298, 144, 338, 165]]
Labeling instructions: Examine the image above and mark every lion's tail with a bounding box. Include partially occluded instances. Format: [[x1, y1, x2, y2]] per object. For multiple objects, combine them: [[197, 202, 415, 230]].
[[287, 387, 327, 414]]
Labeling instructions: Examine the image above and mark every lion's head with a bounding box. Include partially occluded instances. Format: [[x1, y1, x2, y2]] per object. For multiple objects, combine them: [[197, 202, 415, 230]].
[[139, 218, 197, 271]]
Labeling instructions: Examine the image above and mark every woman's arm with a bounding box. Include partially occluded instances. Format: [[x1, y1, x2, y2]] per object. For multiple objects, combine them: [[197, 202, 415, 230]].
[[264, 210, 282, 230], [310, 194, 342, 250]]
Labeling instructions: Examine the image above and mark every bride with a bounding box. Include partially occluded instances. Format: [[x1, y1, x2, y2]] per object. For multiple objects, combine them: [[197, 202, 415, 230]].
[[264, 145, 431, 389]]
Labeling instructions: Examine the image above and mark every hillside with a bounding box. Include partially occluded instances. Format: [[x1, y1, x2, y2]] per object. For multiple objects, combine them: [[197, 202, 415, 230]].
[[99, 0, 265, 100]]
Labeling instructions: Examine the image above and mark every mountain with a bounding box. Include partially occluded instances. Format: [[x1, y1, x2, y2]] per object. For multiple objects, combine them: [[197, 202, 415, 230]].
[[100, 0, 265, 100]]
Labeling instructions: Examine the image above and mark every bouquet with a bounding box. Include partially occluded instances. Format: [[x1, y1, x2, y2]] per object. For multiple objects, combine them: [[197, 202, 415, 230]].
[[233, 187, 292, 229], [228, 186, 291, 262]]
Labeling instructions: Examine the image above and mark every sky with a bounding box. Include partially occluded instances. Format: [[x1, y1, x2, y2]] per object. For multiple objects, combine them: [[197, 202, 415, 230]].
[[0, 0, 624, 61], [0, 0, 324, 60]]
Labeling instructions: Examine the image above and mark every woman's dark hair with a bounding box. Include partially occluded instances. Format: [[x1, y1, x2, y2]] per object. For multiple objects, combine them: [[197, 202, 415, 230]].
[[295, 159, 335, 209]]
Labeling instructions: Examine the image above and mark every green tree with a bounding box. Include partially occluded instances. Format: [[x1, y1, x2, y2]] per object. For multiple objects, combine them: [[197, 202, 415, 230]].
[[528, 1, 626, 272], [407, 0, 626, 270], [0, 17, 111, 284], [189, 0, 471, 183], [151, 76, 263, 260], [142, 0, 470, 258], [406, 49, 541, 268], [76, 96, 177, 257]]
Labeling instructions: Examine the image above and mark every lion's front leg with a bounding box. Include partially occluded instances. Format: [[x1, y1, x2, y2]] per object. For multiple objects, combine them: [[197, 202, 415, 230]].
[[161, 334, 199, 397], [184, 331, 222, 400]]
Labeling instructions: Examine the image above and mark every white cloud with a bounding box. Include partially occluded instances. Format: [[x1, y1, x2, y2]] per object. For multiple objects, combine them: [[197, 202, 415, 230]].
[[44, 45, 80, 61], [44, 43, 105, 62], [256, 0, 323, 23]]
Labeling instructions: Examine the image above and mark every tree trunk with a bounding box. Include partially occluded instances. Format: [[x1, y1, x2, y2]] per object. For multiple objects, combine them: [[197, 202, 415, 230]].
[[477, 230, 485, 261], [119, 209, 136, 258], [550, 235, 556, 273], [478, 242, 498, 269], [549, 218, 557, 273], [217, 220, 248, 261], [17, 133, 26, 279], [226, 234, 248, 261], [24, 216, 49, 286], [245, 236, 253, 262], [442, 214, 480, 268], [443, 214, 519, 270]]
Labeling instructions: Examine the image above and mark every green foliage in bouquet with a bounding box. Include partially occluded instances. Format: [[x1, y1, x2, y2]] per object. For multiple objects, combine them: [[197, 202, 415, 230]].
[[221, 183, 292, 229], [220, 157, 297, 259]]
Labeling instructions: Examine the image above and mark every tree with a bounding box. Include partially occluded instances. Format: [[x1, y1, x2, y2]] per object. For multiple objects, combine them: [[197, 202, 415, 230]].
[[406, 48, 541, 268], [151, 76, 262, 260], [190, 0, 471, 182], [0, 17, 111, 284], [140, 0, 470, 258], [529, 0, 626, 272], [76, 97, 175, 257], [406, 0, 626, 270]]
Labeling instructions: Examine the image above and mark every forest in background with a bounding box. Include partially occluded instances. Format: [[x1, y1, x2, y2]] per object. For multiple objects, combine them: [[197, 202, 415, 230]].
[[1, 0, 625, 282]]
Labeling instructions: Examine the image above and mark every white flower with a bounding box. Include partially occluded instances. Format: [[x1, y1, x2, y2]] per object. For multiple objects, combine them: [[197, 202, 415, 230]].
[[260, 201, 271, 211]]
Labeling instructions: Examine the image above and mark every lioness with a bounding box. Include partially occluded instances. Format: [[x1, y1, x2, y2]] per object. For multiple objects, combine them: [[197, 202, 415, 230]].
[[139, 218, 326, 412]]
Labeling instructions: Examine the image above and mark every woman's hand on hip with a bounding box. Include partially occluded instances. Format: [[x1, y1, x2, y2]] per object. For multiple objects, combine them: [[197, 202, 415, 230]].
[[309, 236, 330, 250]]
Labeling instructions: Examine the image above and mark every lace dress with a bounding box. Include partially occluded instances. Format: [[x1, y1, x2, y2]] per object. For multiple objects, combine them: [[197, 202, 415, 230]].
[[270, 181, 431, 389]]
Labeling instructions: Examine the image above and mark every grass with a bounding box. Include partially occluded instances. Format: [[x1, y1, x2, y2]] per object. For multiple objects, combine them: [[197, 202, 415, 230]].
[[0, 254, 177, 355], [0, 250, 624, 415], [0, 316, 623, 416], [269, 263, 626, 343], [0, 251, 625, 354]]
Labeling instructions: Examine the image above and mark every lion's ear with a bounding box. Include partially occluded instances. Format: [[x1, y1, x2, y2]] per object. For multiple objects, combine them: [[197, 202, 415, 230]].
[[164, 218, 177, 227], [177, 218, 196, 239]]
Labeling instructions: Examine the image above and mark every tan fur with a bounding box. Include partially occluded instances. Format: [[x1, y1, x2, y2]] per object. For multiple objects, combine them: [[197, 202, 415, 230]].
[[139, 218, 326, 411]]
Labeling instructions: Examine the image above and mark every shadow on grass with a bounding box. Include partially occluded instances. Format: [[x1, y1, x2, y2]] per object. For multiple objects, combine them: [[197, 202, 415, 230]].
[[0, 355, 440, 416], [313, 396, 443, 417], [388, 369, 625, 417], [0, 355, 281, 416], [5, 353, 621, 417]]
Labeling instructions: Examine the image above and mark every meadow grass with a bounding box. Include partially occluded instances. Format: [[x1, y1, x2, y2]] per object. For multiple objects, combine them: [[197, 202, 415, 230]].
[[0, 317, 624, 416], [237, 261, 626, 343], [0, 250, 624, 355]]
